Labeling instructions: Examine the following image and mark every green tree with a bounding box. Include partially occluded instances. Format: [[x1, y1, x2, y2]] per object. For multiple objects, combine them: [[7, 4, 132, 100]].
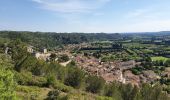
[[140, 84, 152, 100], [64, 67, 85, 88], [0, 53, 16, 99], [164, 59, 170, 67], [58, 54, 69, 63], [104, 82, 122, 100], [18, 55, 37, 72], [119, 84, 133, 100], [85, 75, 105, 93], [0, 68, 16, 99], [0, 54, 13, 69], [46, 74, 56, 87], [140, 83, 169, 100], [130, 86, 142, 100], [150, 84, 169, 100], [50, 53, 57, 61]]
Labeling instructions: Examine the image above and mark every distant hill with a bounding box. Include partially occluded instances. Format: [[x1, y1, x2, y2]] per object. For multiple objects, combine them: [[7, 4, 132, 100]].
[[0, 31, 122, 48]]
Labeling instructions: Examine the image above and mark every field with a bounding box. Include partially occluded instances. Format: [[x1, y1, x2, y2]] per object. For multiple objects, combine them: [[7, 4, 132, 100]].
[[151, 56, 169, 62]]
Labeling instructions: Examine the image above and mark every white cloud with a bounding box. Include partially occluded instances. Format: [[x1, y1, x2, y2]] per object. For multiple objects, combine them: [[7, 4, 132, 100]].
[[126, 9, 151, 18], [31, 0, 111, 13], [125, 7, 162, 20]]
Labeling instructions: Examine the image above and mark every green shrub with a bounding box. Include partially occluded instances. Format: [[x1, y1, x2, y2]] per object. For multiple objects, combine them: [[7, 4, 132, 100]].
[[15, 72, 47, 87], [16, 85, 40, 93], [85, 75, 105, 93], [53, 81, 73, 93], [46, 74, 56, 87], [104, 82, 122, 100], [64, 67, 85, 88], [46, 90, 60, 100], [58, 54, 69, 63], [16, 85, 41, 99], [0, 68, 17, 99]]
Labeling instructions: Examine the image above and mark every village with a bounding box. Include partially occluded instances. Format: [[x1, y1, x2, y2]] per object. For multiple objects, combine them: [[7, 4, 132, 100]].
[[26, 42, 165, 86]]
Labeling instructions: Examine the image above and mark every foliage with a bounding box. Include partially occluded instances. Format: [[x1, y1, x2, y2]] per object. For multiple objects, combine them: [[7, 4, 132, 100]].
[[6, 40, 29, 72], [16, 85, 51, 100], [0, 31, 122, 48], [0, 67, 16, 100], [140, 83, 169, 100], [0, 53, 16, 99], [64, 66, 85, 88], [50, 53, 57, 61], [17, 55, 38, 72], [46, 90, 60, 100], [131, 66, 144, 75], [52, 80, 73, 93], [0, 54, 14, 69], [46, 74, 56, 87], [164, 59, 170, 67], [151, 56, 168, 62], [0, 68, 16, 100], [58, 54, 69, 63], [85, 75, 105, 93], [15, 72, 47, 87], [104, 82, 122, 100]]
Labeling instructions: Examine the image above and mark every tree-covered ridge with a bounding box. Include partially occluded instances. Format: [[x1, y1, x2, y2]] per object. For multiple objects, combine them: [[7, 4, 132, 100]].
[[0, 31, 122, 48]]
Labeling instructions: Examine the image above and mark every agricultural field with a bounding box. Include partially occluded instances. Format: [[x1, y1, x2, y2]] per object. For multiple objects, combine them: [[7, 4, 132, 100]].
[[151, 56, 169, 62]]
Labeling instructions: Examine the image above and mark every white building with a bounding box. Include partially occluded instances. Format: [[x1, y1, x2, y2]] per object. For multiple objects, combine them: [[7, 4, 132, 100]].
[[43, 49, 47, 53], [35, 52, 51, 61], [5, 47, 9, 54], [27, 46, 34, 53]]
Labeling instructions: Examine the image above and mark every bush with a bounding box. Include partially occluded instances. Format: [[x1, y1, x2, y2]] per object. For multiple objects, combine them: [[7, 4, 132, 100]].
[[0, 68, 17, 99], [46, 74, 56, 87], [53, 81, 73, 93], [58, 54, 69, 63], [50, 53, 57, 61], [131, 68, 141, 75], [104, 82, 122, 100], [15, 72, 47, 87], [64, 67, 85, 88], [85, 75, 105, 93], [16, 85, 42, 99], [46, 90, 60, 100]]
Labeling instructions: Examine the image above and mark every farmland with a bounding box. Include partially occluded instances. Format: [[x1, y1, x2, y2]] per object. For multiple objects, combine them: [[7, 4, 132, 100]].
[[151, 56, 169, 62]]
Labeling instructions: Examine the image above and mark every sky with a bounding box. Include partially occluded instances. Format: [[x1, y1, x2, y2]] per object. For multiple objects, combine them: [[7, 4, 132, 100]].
[[1, 0, 170, 33]]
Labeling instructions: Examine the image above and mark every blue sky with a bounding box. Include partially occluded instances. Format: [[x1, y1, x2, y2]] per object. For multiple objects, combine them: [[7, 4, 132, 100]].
[[1, 0, 170, 33]]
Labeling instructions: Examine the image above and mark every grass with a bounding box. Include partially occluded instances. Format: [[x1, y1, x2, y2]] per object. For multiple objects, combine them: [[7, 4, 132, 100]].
[[66, 90, 112, 100], [53, 80, 74, 93], [151, 56, 169, 62], [123, 43, 156, 49], [16, 85, 51, 100], [16, 84, 112, 100]]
